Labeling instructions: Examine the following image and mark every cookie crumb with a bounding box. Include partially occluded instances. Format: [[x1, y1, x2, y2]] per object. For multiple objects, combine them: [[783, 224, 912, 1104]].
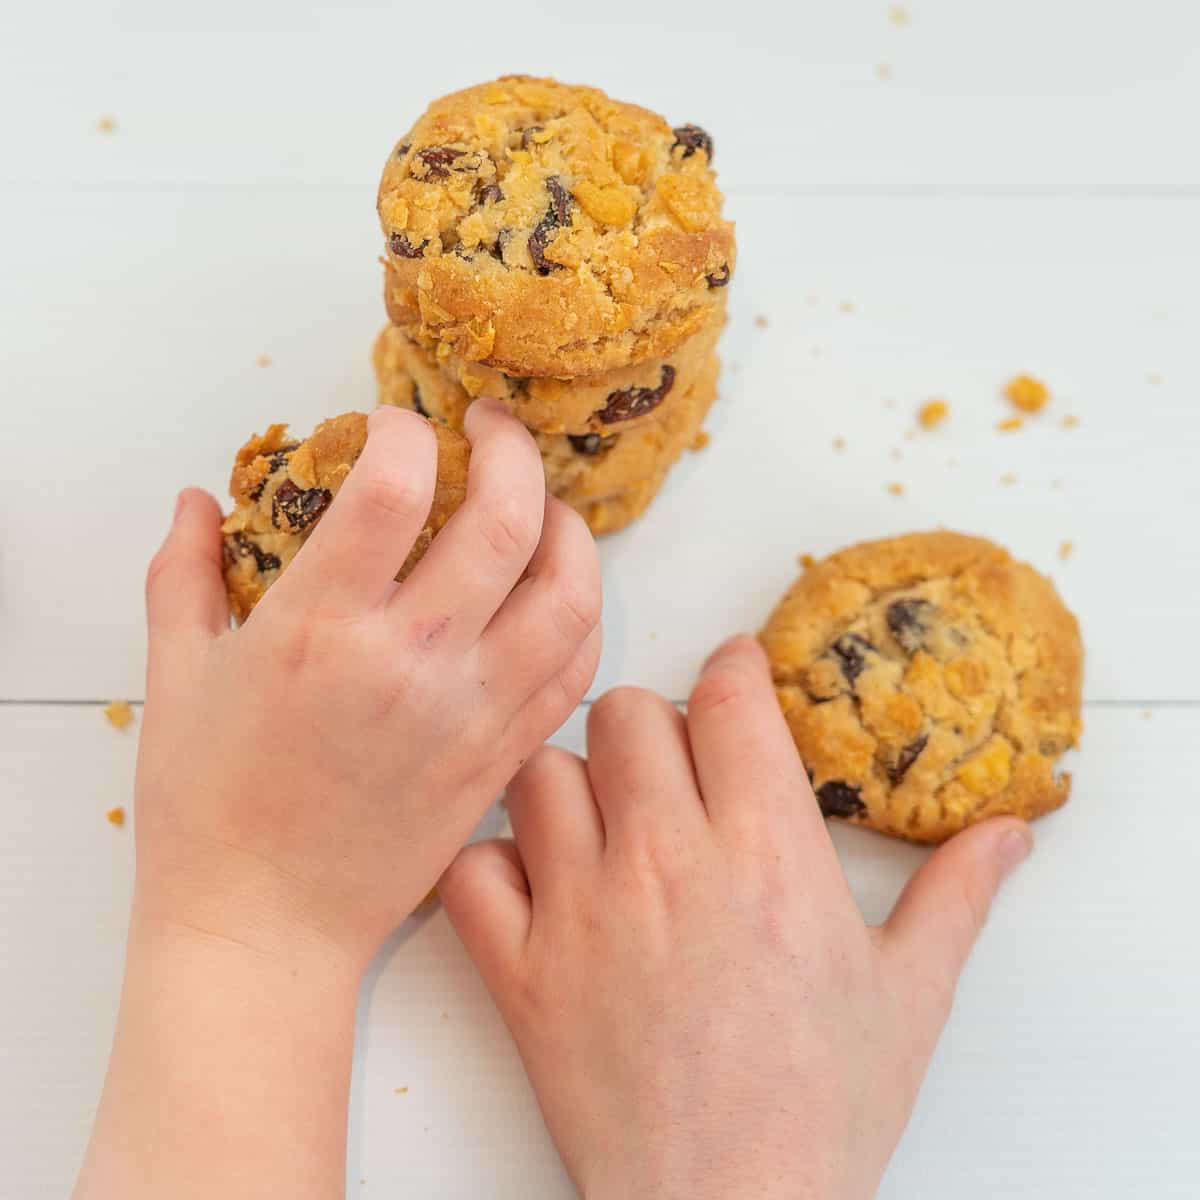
[[890, 448, 903, 461], [103, 701, 134, 730], [256, 354, 273, 368], [882, 397, 897, 409], [997, 416, 1023, 432], [106, 807, 126, 828], [1050, 479, 1064, 491], [918, 399, 949, 429], [999, 472, 1018, 486], [690, 430, 710, 452], [946, 456, 959, 467], [1058, 540, 1074, 561], [1004, 374, 1049, 413], [889, 4, 910, 25], [887, 482, 905, 497], [395, 1087, 409, 1095], [876, 62, 895, 80], [799, 553, 816, 569], [1146, 371, 1163, 386], [1061, 414, 1080, 428], [96, 115, 117, 134], [832, 436, 847, 451], [838, 300, 857, 314], [1142, 709, 1153, 720], [754, 314, 769, 330], [809, 345, 824, 359]]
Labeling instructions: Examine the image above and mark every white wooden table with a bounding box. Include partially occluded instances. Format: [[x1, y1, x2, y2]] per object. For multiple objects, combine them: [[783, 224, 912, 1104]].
[[3, 2, 1198, 1196]]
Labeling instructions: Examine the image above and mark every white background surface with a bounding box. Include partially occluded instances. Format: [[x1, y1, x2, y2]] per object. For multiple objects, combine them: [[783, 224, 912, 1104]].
[[2, 1, 1198, 1196]]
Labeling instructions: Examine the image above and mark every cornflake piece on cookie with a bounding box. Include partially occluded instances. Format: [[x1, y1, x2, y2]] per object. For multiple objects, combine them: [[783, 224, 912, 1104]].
[[759, 531, 1084, 843]]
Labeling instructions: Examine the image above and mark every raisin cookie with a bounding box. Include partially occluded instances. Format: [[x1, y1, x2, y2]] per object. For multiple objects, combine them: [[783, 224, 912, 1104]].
[[375, 328, 719, 533], [759, 532, 1084, 844], [376, 300, 724, 437], [221, 412, 469, 622], [377, 75, 735, 377]]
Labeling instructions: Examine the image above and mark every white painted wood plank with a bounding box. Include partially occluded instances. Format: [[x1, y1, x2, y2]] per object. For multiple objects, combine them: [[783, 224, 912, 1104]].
[[2, 190, 1196, 701], [2, 1, 1199, 194], [2, 704, 1197, 1198]]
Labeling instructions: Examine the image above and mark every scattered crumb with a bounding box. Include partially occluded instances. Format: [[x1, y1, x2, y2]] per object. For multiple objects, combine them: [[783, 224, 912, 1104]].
[[838, 300, 857, 314], [832, 436, 847, 451], [103, 701, 134, 730], [1061, 414, 1079, 428], [889, 4, 910, 26], [1058, 540, 1074, 561], [96, 115, 117, 134], [903, 430, 915, 441], [1050, 479, 1064, 490], [946, 456, 959, 467], [395, 1087, 409, 1095], [918, 399, 949, 430], [805, 291, 820, 306], [106, 807, 126, 828], [1142, 710, 1153, 720], [690, 430, 710, 452], [876, 62, 895, 80], [890, 448, 903, 461], [799, 553, 816, 569], [882, 397, 897, 409], [1004, 374, 1049, 413], [809, 345, 824, 359], [1146, 371, 1162, 386], [887, 482, 905, 497], [648, 631, 658, 641], [999, 472, 1018, 486], [754, 314, 769, 330], [997, 416, 1024, 432], [256, 354, 273, 368]]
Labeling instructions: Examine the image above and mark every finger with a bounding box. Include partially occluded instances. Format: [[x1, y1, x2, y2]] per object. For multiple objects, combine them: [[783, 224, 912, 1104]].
[[499, 622, 603, 761], [145, 489, 229, 646], [397, 399, 545, 648], [278, 407, 437, 614], [479, 498, 601, 710], [585, 687, 706, 851], [506, 746, 604, 894], [881, 818, 1033, 1025], [440, 839, 531, 996], [688, 635, 828, 843]]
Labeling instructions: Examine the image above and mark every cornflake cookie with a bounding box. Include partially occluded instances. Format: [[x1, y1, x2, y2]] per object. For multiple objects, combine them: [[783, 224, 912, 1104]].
[[221, 412, 469, 622], [378, 75, 735, 377], [376, 298, 724, 436], [375, 328, 719, 534], [759, 532, 1083, 843]]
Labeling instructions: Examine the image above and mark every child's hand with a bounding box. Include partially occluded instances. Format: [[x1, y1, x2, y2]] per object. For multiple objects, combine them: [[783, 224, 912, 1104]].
[[137, 402, 601, 966], [441, 635, 1032, 1200]]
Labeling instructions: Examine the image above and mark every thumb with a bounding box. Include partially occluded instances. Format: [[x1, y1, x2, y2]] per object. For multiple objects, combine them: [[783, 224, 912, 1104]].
[[145, 489, 229, 645], [881, 818, 1033, 1024], [440, 839, 532, 1001]]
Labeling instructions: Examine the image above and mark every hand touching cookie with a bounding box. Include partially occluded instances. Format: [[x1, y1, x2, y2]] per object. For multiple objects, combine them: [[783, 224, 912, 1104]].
[[442, 635, 1032, 1200]]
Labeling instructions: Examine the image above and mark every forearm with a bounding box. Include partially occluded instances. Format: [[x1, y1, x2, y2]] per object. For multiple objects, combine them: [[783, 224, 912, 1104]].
[[74, 904, 362, 1200]]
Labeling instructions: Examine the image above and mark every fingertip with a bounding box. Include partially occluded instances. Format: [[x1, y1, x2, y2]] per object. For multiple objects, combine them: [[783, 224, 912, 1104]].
[[987, 818, 1034, 879], [368, 403, 431, 438], [700, 633, 767, 675]]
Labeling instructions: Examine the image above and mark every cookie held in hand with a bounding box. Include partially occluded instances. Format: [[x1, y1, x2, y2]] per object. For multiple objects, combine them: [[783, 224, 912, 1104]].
[[759, 531, 1084, 843], [220, 412, 469, 622]]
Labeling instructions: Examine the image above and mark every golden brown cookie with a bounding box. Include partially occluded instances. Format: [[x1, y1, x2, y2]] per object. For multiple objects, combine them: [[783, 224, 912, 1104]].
[[221, 413, 469, 622], [377, 75, 735, 377], [374, 300, 724, 437], [759, 532, 1084, 843], [374, 327, 719, 533]]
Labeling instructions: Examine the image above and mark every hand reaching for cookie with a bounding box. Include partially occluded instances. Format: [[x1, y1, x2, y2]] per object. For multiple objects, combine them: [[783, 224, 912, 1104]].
[[74, 401, 601, 1200], [441, 635, 1032, 1200]]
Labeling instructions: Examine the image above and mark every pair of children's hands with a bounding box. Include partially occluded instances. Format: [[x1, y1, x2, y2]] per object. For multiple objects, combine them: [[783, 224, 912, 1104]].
[[75, 404, 1031, 1200]]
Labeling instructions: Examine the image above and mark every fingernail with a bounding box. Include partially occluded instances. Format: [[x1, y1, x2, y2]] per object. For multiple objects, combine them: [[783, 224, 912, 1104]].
[[173, 491, 190, 521], [996, 826, 1034, 879]]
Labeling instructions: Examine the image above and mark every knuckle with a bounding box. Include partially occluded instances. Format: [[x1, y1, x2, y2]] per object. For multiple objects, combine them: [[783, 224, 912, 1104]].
[[548, 579, 602, 646], [356, 470, 426, 522], [477, 493, 540, 563], [145, 548, 185, 602]]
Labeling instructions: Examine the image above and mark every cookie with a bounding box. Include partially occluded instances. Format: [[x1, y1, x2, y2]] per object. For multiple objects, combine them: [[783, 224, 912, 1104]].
[[375, 300, 725, 437], [377, 75, 735, 377], [221, 412, 469, 622], [759, 532, 1084, 843], [374, 326, 719, 532]]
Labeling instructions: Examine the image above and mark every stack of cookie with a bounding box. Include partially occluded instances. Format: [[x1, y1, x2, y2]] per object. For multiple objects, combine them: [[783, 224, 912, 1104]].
[[372, 76, 736, 534]]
